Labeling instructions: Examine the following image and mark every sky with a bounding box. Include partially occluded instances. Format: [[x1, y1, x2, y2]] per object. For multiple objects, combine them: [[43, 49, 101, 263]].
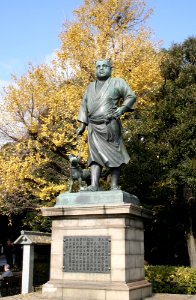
[[0, 0, 195, 88]]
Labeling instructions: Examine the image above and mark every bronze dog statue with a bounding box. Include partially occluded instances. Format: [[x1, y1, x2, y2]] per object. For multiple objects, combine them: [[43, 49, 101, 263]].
[[69, 154, 90, 192]]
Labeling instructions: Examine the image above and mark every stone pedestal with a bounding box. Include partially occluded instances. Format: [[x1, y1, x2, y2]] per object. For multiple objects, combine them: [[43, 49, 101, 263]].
[[42, 191, 152, 300]]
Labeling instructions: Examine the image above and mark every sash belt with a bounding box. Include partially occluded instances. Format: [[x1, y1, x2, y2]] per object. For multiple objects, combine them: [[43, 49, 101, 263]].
[[88, 116, 119, 144]]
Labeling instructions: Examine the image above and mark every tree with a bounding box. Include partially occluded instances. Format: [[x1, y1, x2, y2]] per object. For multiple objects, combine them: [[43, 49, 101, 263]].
[[0, 65, 74, 215], [0, 0, 163, 229], [157, 37, 196, 267], [58, 0, 162, 107], [121, 37, 196, 266]]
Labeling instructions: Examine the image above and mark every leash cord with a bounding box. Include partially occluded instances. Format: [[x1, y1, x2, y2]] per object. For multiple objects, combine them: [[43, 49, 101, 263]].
[[77, 135, 82, 159]]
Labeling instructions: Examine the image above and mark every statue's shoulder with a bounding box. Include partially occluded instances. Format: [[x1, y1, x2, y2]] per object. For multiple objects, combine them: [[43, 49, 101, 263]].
[[85, 81, 95, 92], [111, 77, 126, 84], [88, 81, 95, 87]]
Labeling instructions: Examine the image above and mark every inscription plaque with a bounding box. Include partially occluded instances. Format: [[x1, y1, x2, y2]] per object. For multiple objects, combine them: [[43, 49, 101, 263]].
[[63, 236, 111, 273]]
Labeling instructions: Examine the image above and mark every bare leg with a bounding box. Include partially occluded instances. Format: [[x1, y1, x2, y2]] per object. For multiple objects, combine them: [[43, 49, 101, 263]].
[[87, 162, 102, 191], [110, 167, 120, 190], [69, 179, 73, 193], [78, 177, 82, 191]]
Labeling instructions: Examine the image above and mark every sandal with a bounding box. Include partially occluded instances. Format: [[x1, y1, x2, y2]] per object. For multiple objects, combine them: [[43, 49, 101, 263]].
[[110, 186, 121, 191], [86, 185, 99, 192]]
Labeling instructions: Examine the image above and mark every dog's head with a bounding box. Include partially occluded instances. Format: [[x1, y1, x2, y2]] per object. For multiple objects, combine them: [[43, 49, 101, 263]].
[[69, 154, 80, 167]]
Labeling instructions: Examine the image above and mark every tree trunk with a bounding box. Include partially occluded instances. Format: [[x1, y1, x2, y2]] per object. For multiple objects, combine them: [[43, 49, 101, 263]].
[[184, 185, 196, 267], [186, 216, 196, 268]]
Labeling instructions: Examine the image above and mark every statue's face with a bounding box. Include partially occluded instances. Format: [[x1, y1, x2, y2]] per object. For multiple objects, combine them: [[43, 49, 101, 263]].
[[96, 60, 112, 80]]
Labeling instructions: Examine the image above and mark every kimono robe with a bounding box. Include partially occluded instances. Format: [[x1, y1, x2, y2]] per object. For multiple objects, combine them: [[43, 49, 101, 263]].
[[78, 77, 136, 168]]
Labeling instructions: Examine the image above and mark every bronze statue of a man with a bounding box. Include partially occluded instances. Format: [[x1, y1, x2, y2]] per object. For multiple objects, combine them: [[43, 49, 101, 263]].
[[76, 59, 136, 191]]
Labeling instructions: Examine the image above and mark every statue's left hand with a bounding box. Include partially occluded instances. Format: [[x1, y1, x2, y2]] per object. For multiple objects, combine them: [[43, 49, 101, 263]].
[[113, 106, 127, 118], [76, 122, 86, 135]]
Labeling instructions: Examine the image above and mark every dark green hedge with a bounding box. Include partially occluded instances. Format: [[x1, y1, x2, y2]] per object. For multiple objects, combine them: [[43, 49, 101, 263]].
[[145, 265, 196, 294]]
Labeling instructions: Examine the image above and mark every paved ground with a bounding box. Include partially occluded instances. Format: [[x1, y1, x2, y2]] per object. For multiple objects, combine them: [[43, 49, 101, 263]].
[[1, 292, 196, 300]]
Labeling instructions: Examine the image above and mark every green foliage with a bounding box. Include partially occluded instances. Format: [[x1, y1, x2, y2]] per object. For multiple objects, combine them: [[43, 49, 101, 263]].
[[120, 37, 196, 266], [145, 265, 196, 294], [22, 211, 51, 232], [149, 37, 196, 191]]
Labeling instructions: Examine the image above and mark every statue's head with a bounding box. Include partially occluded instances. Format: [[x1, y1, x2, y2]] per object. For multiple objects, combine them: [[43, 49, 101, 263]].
[[95, 59, 112, 80]]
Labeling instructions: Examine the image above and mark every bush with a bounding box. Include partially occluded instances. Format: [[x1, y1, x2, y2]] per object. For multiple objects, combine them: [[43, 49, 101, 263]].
[[145, 265, 196, 294]]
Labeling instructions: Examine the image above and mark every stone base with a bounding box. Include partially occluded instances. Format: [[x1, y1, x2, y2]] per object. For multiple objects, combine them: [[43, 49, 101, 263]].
[[42, 280, 151, 300], [41, 191, 152, 300], [55, 190, 140, 206]]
